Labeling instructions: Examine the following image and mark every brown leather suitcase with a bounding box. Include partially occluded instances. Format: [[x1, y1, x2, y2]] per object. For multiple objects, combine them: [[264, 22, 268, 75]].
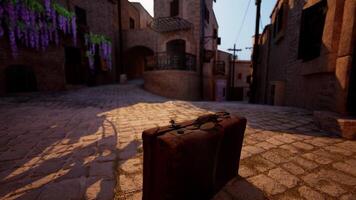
[[142, 112, 247, 200]]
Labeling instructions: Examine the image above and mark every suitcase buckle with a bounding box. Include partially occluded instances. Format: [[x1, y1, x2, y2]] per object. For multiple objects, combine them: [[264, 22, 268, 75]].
[[169, 119, 181, 129]]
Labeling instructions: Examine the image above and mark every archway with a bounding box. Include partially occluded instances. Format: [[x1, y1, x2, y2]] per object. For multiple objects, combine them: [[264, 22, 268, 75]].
[[166, 39, 186, 56], [5, 65, 38, 93], [124, 46, 154, 80]]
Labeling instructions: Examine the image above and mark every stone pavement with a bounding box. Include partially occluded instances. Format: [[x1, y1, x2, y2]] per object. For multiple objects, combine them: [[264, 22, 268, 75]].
[[0, 84, 356, 200]]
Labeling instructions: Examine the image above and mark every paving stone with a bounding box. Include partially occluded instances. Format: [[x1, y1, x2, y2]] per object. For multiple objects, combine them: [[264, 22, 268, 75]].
[[298, 186, 325, 200], [333, 162, 356, 177], [243, 155, 276, 173], [1, 84, 354, 199], [302, 173, 346, 197], [119, 174, 142, 192], [223, 177, 266, 200], [268, 168, 300, 188], [261, 151, 288, 164], [86, 178, 115, 200], [255, 141, 276, 150], [37, 177, 86, 200], [243, 146, 265, 155], [89, 162, 114, 179], [248, 174, 287, 195], [301, 153, 333, 165], [282, 163, 305, 175], [319, 169, 356, 186], [238, 165, 257, 178], [280, 144, 301, 154], [324, 146, 353, 156], [292, 157, 318, 170], [335, 141, 356, 153], [119, 158, 142, 174], [291, 142, 314, 151], [340, 194, 356, 200], [266, 137, 285, 146]]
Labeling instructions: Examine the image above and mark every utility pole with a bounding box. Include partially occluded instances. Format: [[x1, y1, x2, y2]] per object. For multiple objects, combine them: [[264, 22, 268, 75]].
[[228, 44, 242, 100], [250, 0, 262, 103]]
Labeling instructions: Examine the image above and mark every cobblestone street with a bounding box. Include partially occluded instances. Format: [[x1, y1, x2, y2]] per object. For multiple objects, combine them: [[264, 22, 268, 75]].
[[1, 84, 356, 200]]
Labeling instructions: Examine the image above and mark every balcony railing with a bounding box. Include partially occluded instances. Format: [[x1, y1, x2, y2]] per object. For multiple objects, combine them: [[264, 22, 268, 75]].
[[214, 61, 226, 75], [146, 52, 197, 71]]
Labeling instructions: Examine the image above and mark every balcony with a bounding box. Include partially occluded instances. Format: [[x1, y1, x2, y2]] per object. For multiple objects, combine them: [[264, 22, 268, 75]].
[[146, 52, 197, 71], [150, 17, 193, 33]]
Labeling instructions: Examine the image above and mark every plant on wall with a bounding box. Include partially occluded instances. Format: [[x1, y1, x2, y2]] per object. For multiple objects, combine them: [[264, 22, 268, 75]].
[[0, 0, 77, 57], [85, 32, 112, 71]]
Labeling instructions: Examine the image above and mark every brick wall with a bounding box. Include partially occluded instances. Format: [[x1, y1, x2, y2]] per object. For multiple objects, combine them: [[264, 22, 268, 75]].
[[255, 0, 355, 113], [0, 0, 119, 95], [144, 70, 201, 101]]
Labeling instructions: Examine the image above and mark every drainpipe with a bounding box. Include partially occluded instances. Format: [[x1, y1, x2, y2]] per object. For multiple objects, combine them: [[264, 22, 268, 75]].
[[199, 0, 206, 100], [117, 0, 124, 83]]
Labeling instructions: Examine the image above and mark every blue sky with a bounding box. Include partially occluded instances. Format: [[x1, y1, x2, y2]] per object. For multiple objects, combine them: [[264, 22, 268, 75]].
[[129, 0, 276, 60]]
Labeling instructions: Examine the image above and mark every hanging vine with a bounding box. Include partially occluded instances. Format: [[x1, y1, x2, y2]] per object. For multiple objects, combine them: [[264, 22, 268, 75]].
[[0, 0, 113, 71], [0, 0, 77, 57], [85, 32, 112, 71]]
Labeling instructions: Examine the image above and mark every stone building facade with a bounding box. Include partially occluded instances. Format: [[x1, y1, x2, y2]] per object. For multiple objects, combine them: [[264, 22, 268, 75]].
[[254, 0, 356, 115], [214, 50, 232, 101], [0, 0, 120, 95], [232, 60, 252, 101], [121, 0, 220, 101]]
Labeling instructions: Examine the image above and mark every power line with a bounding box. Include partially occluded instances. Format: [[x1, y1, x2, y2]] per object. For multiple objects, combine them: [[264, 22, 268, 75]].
[[235, 0, 252, 44]]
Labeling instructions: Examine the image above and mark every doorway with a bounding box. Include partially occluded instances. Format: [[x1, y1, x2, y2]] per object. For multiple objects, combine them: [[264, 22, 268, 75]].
[[124, 46, 154, 80], [65, 47, 86, 85], [5, 65, 38, 93], [166, 39, 186, 69]]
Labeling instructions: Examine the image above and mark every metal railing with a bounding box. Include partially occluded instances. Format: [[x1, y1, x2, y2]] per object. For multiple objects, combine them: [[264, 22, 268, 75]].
[[146, 52, 197, 71]]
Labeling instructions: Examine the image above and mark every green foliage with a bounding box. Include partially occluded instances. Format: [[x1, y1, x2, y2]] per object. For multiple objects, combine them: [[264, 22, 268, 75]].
[[25, 0, 44, 13], [53, 2, 74, 19], [86, 33, 111, 45]]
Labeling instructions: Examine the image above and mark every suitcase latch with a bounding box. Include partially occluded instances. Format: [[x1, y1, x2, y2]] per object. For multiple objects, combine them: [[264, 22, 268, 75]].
[[169, 119, 181, 129]]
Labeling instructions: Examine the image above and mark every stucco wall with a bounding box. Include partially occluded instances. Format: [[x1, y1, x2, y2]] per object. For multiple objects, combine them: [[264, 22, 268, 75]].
[[144, 70, 200, 101]]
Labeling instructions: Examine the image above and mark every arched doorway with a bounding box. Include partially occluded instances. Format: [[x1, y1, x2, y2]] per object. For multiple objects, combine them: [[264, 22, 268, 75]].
[[124, 46, 154, 80], [166, 39, 186, 56], [5, 65, 38, 93]]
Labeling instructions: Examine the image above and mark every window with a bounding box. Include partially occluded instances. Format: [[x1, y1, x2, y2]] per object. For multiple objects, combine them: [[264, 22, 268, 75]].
[[170, 0, 179, 17], [273, 4, 285, 38], [213, 29, 218, 39], [129, 18, 135, 29], [75, 6, 87, 26], [246, 75, 252, 84], [205, 6, 210, 23], [238, 73, 242, 80], [298, 0, 327, 61]]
